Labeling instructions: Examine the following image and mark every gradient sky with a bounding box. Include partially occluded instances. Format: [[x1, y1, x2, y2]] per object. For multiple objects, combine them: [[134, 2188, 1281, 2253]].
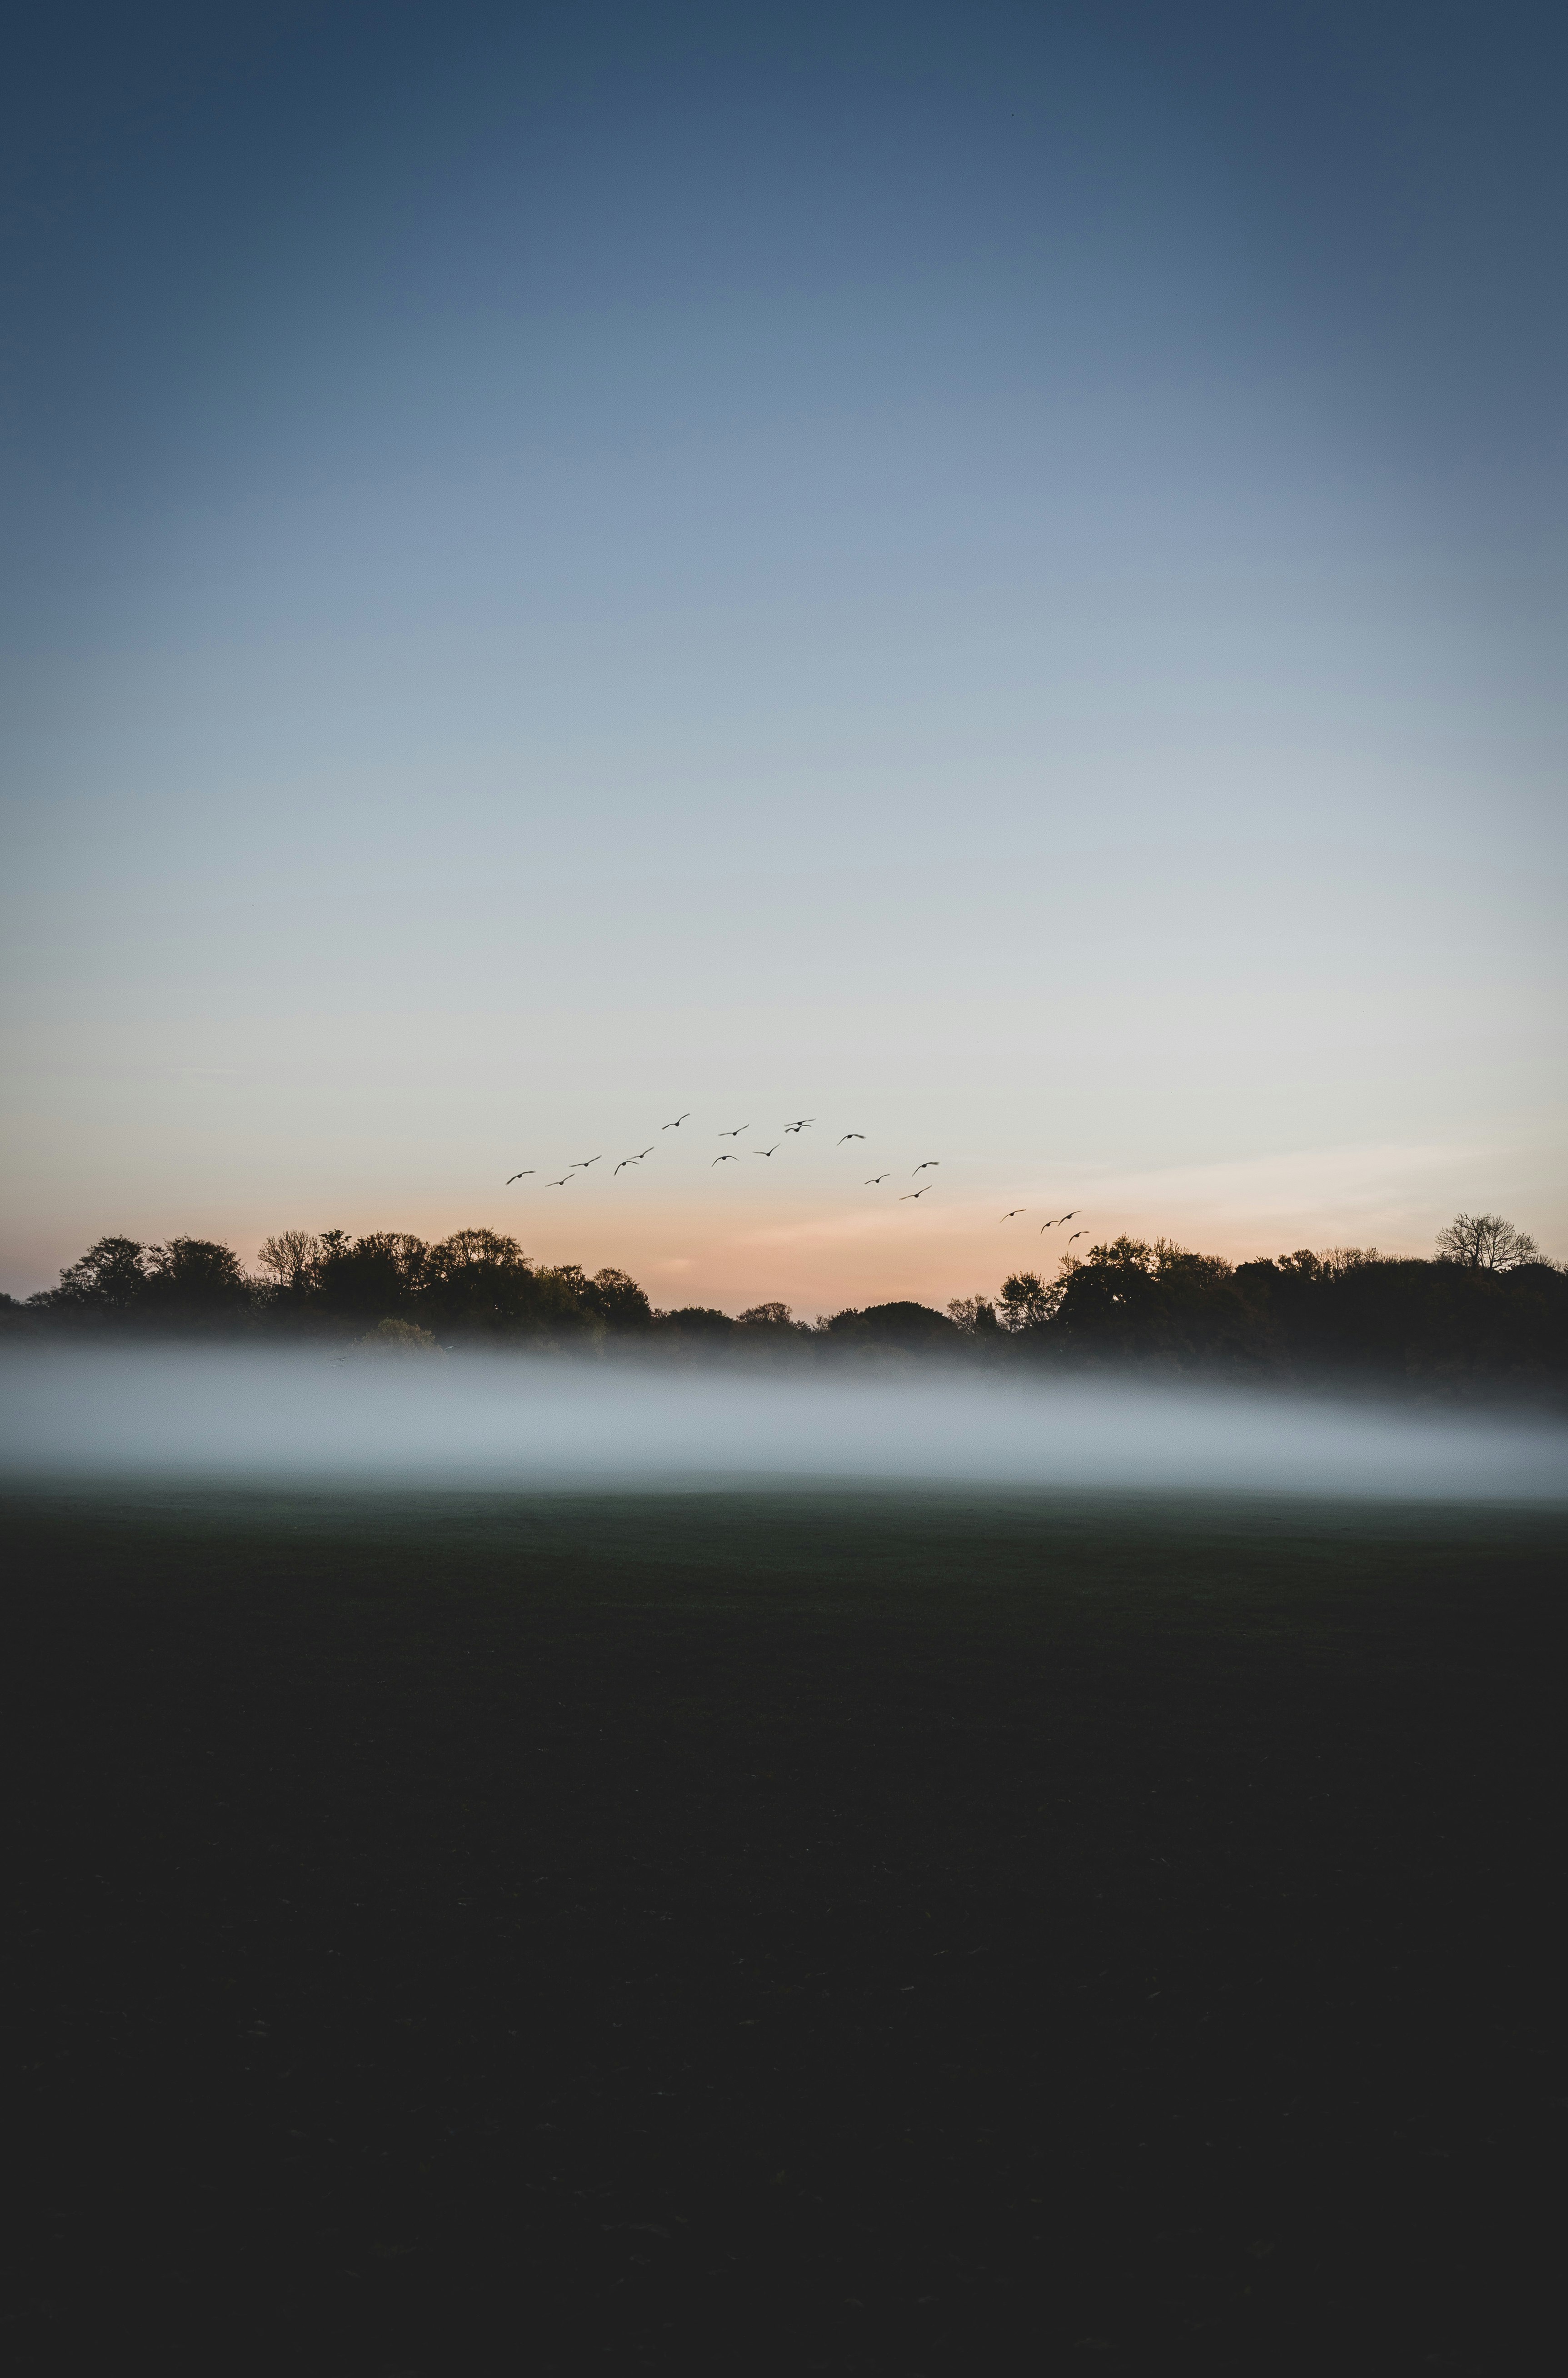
[[3, 0, 1563, 1314]]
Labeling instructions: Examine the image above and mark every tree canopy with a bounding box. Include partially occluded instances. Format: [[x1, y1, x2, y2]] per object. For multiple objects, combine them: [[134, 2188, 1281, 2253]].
[[8, 1213, 1561, 1402]]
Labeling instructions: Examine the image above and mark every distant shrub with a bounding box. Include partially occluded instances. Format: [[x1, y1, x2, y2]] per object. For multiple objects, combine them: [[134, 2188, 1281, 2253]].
[[354, 1319, 444, 1360]]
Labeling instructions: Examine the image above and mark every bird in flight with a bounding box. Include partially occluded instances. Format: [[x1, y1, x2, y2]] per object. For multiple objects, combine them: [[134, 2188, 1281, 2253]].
[[1067, 1231, 1086, 1246], [837, 1132, 864, 1145], [865, 1174, 890, 1184], [754, 1144, 781, 1157], [613, 1158, 641, 1175], [547, 1176, 571, 1187], [784, 1118, 814, 1133], [1039, 1219, 1056, 1232], [1000, 1209, 1025, 1220], [505, 1171, 534, 1184], [712, 1153, 739, 1166], [913, 1160, 939, 1174], [569, 1156, 601, 1170], [900, 1186, 932, 1201], [663, 1113, 690, 1130], [719, 1125, 749, 1137]]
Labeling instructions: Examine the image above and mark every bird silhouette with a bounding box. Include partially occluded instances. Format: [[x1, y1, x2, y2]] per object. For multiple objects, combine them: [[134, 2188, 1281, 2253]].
[[900, 1186, 932, 1201], [1058, 1210, 1079, 1223], [505, 1171, 534, 1184], [1000, 1209, 1025, 1220], [865, 1174, 890, 1184], [662, 1113, 690, 1130], [547, 1176, 571, 1187], [1067, 1231, 1086, 1245], [784, 1118, 814, 1132], [718, 1125, 749, 1137], [569, 1156, 601, 1170], [837, 1132, 864, 1144], [754, 1144, 781, 1156], [613, 1159, 641, 1175], [712, 1153, 738, 1166], [635, 1147, 653, 1159], [1039, 1219, 1055, 1232], [913, 1160, 939, 1173]]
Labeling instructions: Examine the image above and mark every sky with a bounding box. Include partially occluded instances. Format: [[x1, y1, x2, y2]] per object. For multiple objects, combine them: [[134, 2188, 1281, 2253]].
[[3, 0, 1563, 1315]]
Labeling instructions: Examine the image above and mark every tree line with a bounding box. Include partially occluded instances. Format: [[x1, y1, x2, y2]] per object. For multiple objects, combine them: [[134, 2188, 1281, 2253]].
[[2, 1212, 1562, 1399]]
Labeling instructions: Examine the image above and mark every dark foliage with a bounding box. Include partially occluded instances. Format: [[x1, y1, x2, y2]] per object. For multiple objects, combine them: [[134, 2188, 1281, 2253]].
[[23, 1228, 639, 1346], [55, 1234, 150, 1314], [657, 1306, 737, 1340], [310, 1230, 428, 1323], [823, 1299, 959, 1349], [1025, 1234, 1568, 1398], [578, 1265, 655, 1332], [32, 1235, 254, 1337], [15, 1215, 1565, 1398]]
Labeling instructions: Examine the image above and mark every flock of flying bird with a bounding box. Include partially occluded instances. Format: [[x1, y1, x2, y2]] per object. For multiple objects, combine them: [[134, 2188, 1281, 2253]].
[[504, 1116, 1090, 1240]]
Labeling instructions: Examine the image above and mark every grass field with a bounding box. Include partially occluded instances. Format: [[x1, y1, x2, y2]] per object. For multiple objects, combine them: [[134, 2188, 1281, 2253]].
[[4, 1486, 1564, 2373]]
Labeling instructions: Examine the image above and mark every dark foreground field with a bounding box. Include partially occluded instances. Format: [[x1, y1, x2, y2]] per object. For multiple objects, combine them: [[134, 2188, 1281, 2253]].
[[4, 1487, 1564, 2374]]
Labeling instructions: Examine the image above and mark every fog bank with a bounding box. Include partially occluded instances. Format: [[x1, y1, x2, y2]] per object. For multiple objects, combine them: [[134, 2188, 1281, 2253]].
[[2, 1349, 1564, 1503]]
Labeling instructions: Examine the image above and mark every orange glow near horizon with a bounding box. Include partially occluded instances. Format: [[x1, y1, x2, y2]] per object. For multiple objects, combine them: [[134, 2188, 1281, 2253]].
[[3, 1133, 1549, 1312], [193, 1179, 1470, 1322]]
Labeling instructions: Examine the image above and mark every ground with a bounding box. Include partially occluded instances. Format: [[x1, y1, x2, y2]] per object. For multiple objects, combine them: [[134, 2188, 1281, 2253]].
[[4, 1485, 1564, 2373]]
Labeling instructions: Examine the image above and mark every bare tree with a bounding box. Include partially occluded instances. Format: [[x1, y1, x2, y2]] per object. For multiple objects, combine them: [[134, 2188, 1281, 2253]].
[[256, 1230, 323, 1290], [1434, 1212, 1539, 1272]]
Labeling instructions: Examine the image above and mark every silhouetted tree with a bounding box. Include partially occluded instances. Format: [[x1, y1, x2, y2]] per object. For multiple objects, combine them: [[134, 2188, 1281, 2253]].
[[1049, 1238, 1258, 1366], [421, 1229, 546, 1336], [140, 1238, 253, 1330], [17, 1213, 1563, 1397], [998, 1272, 1053, 1332], [43, 1235, 149, 1316], [256, 1230, 323, 1296], [33, 1233, 252, 1329], [656, 1306, 736, 1338], [312, 1231, 428, 1324], [582, 1267, 654, 1330], [1436, 1213, 1540, 1272]]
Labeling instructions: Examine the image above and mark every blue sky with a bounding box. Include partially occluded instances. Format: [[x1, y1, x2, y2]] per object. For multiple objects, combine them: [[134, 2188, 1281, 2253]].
[[3, 0, 1563, 1311]]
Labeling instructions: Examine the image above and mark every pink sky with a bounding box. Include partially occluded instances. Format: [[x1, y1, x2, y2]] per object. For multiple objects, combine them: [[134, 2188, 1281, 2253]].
[[10, 1127, 1545, 1315]]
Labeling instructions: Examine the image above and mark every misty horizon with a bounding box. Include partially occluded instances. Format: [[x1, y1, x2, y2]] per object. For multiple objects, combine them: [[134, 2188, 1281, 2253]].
[[5, 1346, 1563, 1503], [11, 1212, 1563, 1412]]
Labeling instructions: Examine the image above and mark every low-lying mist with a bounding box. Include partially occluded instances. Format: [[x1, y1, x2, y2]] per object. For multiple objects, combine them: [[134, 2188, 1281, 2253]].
[[2, 1347, 1564, 1501]]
